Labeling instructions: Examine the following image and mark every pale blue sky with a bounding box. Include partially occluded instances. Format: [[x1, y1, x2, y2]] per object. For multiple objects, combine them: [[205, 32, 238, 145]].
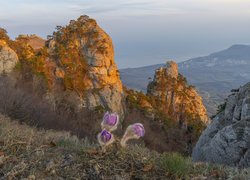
[[0, 0, 250, 68]]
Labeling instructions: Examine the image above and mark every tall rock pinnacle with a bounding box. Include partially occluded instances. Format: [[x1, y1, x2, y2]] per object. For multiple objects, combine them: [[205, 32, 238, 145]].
[[147, 61, 209, 126]]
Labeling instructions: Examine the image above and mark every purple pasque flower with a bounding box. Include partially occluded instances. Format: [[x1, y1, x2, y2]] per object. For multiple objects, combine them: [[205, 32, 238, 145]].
[[100, 129, 112, 143], [103, 112, 118, 126], [132, 123, 145, 137], [120, 123, 145, 147], [97, 129, 114, 147], [101, 112, 119, 132]]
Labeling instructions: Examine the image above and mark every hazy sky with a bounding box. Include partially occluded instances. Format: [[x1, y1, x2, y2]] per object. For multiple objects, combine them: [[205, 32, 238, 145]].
[[0, 0, 250, 68]]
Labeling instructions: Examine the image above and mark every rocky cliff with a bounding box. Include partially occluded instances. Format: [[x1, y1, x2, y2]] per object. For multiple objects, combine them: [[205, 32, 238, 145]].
[[0, 15, 124, 117], [122, 61, 209, 153], [47, 15, 124, 116], [193, 82, 250, 167], [147, 61, 209, 127]]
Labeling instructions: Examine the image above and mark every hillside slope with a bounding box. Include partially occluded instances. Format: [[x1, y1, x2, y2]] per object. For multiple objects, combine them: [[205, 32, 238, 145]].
[[0, 114, 249, 179]]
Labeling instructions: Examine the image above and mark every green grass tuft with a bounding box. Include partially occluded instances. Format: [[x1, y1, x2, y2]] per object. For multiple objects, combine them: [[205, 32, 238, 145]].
[[160, 152, 191, 178]]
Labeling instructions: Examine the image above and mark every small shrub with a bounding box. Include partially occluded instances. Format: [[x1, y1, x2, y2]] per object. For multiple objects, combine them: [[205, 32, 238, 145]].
[[210, 102, 227, 119], [160, 153, 191, 177], [216, 102, 226, 114]]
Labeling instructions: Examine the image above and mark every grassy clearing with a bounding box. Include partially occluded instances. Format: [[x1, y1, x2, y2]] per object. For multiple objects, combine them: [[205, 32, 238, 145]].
[[0, 114, 249, 179]]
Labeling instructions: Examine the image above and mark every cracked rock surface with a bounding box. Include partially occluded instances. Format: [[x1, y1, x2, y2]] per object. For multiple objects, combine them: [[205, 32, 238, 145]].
[[192, 82, 250, 167]]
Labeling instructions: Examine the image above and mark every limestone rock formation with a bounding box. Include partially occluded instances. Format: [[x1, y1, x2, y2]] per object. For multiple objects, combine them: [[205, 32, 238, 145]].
[[47, 15, 124, 116], [0, 40, 18, 74], [192, 82, 250, 167], [78, 16, 123, 115], [54, 16, 123, 115], [147, 61, 209, 126]]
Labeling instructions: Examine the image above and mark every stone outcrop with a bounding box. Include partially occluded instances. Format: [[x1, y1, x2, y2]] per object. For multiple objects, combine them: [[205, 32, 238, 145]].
[[147, 61, 209, 126], [78, 16, 123, 115], [192, 82, 250, 167], [47, 15, 124, 116], [0, 40, 18, 74]]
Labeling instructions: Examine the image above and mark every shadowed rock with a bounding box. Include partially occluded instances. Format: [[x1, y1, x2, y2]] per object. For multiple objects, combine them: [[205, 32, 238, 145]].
[[192, 82, 250, 167]]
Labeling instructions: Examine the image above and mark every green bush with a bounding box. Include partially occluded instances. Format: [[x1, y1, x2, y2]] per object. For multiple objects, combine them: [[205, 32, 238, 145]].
[[217, 102, 226, 114], [211, 102, 227, 119], [160, 153, 191, 177]]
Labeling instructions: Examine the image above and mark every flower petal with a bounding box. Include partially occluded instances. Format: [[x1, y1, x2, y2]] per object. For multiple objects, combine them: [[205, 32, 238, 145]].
[[133, 123, 145, 137]]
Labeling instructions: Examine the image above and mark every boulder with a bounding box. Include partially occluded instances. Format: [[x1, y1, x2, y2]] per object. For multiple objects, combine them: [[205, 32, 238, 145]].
[[192, 82, 250, 167]]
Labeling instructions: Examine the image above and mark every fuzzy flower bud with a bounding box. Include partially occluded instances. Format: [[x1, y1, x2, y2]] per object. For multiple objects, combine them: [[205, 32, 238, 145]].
[[121, 123, 145, 147], [97, 129, 115, 147], [101, 112, 119, 132]]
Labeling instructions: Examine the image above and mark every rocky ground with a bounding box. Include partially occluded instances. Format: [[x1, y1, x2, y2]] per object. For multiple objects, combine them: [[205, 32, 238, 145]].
[[0, 114, 249, 179]]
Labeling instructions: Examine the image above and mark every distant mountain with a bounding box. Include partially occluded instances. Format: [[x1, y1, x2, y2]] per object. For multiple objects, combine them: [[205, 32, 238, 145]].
[[120, 45, 250, 115]]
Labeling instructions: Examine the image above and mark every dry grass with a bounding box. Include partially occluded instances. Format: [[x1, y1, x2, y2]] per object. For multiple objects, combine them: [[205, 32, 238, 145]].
[[0, 114, 249, 179]]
